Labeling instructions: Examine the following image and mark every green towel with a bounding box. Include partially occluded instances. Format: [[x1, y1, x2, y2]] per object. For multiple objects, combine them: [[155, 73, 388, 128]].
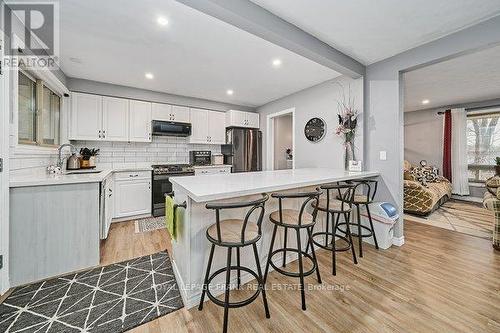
[[165, 195, 176, 241]]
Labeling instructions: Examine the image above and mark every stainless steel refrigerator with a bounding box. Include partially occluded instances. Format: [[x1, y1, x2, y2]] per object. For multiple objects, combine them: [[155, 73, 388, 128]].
[[221, 128, 262, 172]]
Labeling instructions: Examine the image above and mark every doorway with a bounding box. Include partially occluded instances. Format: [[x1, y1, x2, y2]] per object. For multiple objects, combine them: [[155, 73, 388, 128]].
[[266, 108, 295, 170]]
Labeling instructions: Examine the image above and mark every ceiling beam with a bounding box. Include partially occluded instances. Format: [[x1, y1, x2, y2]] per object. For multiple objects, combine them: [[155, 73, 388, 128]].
[[175, 0, 365, 78]]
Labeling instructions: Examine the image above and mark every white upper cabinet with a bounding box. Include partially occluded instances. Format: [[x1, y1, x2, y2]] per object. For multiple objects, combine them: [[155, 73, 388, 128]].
[[189, 108, 226, 144], [189, 108, 209, 143], [152, 103, 190, 123], [226, 110, 259, 128], [246, 112, 260, 128], [102, 96, 129, 141], [129, 100, 152, 142], [70, 93, 102, 140], [208, 111, 226, 144], [171, 105, 190, 123], [151, 103, 172, 122]]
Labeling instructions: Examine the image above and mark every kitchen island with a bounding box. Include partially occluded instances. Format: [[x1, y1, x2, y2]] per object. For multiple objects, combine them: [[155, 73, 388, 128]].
[[169, 168, 379, 308]]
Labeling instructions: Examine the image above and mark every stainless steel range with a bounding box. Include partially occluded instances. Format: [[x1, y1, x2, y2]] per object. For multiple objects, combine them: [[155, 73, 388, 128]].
[[151, 164, 194, 217]]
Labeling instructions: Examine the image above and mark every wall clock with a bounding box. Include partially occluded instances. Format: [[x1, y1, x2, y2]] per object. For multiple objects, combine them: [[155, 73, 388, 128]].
[[304, 117, 326, 142]]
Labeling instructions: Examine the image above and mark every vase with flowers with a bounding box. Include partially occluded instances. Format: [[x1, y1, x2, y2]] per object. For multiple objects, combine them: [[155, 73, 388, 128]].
[[335, 85, 359, 170]]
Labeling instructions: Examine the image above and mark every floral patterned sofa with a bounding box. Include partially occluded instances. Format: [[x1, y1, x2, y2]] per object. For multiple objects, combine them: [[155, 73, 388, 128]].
[[403, 160, 452, 216]]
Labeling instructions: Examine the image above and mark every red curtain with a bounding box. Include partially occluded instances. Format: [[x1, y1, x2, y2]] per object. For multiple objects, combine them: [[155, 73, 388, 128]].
[[442, 109, 452, 181]]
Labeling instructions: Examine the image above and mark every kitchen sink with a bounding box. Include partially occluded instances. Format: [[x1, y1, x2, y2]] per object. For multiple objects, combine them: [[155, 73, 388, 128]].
[[65, 170, 102, 175]]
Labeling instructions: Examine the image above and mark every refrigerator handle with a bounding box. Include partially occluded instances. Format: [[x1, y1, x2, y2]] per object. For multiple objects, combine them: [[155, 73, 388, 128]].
[[257, 131, 262, 171]]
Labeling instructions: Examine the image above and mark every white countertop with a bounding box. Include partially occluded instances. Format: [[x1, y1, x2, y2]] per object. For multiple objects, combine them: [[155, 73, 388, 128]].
[[170, 168, 379, 202], [9, 166, 152, 188]]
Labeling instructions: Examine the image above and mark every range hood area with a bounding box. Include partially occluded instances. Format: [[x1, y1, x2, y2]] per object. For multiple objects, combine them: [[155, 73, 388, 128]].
[[151, 120, 192, 137]]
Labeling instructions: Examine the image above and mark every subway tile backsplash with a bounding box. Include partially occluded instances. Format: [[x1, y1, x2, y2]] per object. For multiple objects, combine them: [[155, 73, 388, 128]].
[[10, 136, 221, 176]]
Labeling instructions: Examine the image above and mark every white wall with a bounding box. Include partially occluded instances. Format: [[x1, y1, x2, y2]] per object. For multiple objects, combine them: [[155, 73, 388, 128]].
[[273, 114, 292, 170], [258, 76, 363, 170], [404, 109, 444, 169]]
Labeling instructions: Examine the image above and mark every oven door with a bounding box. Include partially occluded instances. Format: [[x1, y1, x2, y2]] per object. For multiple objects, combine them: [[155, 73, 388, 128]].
[[152, 173, 193, 217]]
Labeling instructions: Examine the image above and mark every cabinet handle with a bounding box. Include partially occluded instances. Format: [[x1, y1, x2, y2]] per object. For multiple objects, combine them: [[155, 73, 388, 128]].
[[129, 174, 139, 177], [98, 130, 102, 139], [102, 130, 106, 138]]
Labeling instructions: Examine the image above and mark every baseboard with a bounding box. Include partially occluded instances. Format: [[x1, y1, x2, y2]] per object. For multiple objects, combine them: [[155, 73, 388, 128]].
[[392, 236, 405, 246]]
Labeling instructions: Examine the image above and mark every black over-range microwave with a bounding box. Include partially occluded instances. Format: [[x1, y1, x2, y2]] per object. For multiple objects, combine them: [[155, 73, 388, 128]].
[[152, 120, 192, 137]]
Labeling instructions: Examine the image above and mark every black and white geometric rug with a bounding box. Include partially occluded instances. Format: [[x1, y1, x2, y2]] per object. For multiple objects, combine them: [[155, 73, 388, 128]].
[[134, 217, 165, 233], [0, 251, 183, 332]]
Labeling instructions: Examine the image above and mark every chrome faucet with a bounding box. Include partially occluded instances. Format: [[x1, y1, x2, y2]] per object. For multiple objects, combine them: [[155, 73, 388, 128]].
[[57, 143, 76, 168]]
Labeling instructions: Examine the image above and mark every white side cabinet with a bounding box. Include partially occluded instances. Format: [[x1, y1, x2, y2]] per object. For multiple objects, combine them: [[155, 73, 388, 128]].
[[102, 96, 129, 141], [129, 100, 152, 142], [226, 110, 259, 129], [195, 166, 232, 175], [70, 93, 102, 140], [113, 171, 151, 219], [189, 108, 226, 144]]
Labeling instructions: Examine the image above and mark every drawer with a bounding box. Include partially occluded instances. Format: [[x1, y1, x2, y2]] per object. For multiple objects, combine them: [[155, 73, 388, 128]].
[[114, 170, 151, 181]]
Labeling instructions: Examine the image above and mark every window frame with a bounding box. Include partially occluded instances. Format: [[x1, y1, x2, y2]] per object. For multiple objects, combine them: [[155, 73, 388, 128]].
[[466, 108, 500, 183], [17, 69, 62, 148]]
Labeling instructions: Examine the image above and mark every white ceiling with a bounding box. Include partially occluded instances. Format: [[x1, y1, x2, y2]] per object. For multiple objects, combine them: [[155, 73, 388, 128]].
[[251, 0, 500, 65], [59, 0, 340, 108], [404, 44, 500, 112]]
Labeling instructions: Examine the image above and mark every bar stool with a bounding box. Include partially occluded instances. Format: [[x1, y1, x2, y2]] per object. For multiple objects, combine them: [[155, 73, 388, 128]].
[[308, 183, 357, 275], [337, 180, 379, 257], [264, 188, 322, 311], [198, 194, 270, 333]]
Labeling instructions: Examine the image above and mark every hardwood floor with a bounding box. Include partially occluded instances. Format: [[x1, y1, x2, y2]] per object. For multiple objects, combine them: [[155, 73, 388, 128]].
[[100, 220, 500, 333]]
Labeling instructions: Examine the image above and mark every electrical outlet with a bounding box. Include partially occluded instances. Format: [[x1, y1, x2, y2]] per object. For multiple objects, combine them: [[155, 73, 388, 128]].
[[379, 151, 387, 161]]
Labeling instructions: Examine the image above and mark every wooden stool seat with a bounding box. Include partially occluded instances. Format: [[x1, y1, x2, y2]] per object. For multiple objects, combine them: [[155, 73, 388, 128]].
[[269, 209, 315, 227], [312, 198, 351, 212], [207, 219, 259, 245]]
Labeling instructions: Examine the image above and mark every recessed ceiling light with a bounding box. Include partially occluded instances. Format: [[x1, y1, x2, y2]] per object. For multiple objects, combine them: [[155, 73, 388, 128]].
[[145, 73, 154, 80], [272, 58, 282, 67], [422, 99, 430, 105], [157, 16, 169, 26], [226, 89, 234, 96]]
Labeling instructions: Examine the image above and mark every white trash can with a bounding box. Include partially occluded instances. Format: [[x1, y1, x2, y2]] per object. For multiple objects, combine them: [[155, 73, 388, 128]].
[[358, 202, 399, 249]]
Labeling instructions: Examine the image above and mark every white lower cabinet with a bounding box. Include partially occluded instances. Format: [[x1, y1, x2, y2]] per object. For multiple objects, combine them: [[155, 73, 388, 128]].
[[195, 166, 232, 175], [113, 171, 151, 219]]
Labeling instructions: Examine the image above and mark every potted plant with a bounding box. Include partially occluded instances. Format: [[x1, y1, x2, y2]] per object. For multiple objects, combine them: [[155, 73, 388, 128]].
[[79, 148, 100, 168], [496, 157, 500, 176], [335, 84, 360, 170]]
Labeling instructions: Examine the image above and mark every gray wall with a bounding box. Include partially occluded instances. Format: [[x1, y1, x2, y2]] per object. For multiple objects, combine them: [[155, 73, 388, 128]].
[[67, 78, 255, 112], [258, 76, 363, 170], [273, 114, 293, 170], [365, 15, 500, 238], [404, 109, 444, 170]]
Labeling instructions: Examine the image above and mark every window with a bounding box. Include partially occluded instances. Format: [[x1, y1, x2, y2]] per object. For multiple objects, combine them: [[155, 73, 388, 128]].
[[17, 71, 61, 146], [467, 110, 500, 182]]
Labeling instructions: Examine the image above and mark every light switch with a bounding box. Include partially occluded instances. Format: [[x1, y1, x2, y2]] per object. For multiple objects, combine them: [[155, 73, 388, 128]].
[[379, 151, 387, 161]]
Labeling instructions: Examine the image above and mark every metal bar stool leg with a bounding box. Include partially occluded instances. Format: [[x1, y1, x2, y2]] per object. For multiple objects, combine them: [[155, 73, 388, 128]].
[[307, 226, 322, 283], [356, 204, 363, 258], [198, 243, 215, 311], [282, 227, 288, 267], [252, 243, 270, 318], [366, 204, 379, 250], [264, 224, 278, 283], [344, 212, 357, 265], [222, 247, 232, 333], [296, 228, 306, 310], [236, 247, 241, 289], [325, 210, 330, 247], [331, 212, 337, 276]]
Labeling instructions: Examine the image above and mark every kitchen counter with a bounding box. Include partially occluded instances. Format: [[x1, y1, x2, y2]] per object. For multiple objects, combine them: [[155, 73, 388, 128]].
[[170, 168, 379, 202], [169, 167, 380, 308], [9, 166, 152, 188], [192, 164, 232, 169]]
